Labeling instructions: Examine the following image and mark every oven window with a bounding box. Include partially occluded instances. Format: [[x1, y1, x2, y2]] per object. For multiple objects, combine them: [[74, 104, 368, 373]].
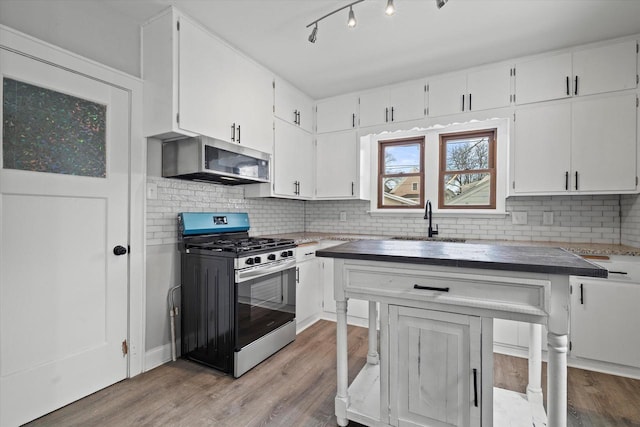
[[236, 268, 295, 349]]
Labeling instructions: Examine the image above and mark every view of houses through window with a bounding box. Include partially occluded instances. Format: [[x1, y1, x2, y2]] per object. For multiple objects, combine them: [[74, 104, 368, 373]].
[[439, 129, 496, 209], [378, 137, 424, 208]]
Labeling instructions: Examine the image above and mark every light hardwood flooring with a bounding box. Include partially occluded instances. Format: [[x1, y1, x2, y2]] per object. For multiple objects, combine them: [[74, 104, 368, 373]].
[[27, 320, 640, 427]]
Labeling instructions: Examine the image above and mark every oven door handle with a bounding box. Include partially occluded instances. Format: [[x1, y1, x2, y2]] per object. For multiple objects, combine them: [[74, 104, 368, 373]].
[[235, 259, 297, 283]]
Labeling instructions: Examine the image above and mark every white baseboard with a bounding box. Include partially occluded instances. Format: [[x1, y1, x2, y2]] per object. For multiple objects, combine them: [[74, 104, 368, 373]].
[[144, 342, 178, 372]]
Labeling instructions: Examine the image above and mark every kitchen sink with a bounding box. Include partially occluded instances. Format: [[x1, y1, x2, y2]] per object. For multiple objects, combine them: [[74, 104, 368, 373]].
[[391, 236, 466, 243]]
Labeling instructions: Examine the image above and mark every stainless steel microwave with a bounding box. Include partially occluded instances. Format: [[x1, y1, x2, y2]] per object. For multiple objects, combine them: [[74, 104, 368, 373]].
[[162, 136, 270, 185]]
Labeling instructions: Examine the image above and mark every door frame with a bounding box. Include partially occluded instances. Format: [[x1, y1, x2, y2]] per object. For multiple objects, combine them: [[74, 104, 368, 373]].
[[0, 24, 146, 378]]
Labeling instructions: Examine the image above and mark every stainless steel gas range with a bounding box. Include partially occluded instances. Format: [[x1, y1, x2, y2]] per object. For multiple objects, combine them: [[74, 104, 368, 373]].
[[178, 212, 297, 377]]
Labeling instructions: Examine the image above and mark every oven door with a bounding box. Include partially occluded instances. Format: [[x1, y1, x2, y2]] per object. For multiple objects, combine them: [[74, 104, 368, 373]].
[[235, 261, 296, 349]]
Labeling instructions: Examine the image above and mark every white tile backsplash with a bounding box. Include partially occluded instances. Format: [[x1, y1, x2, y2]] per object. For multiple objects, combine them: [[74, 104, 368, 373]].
[[145, 177, 640, 248]]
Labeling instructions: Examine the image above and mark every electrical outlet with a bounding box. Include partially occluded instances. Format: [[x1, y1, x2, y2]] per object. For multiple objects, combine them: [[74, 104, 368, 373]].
[[339, 211, 347, 222], [511, 211, 528, 225], [147, 182, 158, 200], [543, 211, 554, 226]]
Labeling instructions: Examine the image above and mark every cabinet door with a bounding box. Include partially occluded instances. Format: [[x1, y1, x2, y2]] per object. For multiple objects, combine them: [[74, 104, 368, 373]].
[[389, 80, 426, 123], [572, 40, 638, 97], [570, 279, 640, 368], [513, 103, 571, 194], [467, 64, 512, 112], [316, 94, 358, 133], [571, 93, 637, 192], [233, 54, 274, 154], [515, 52, 572, 105], [274, 76, 314, 133], [389, 306, 481, 427], [178, 16, 235, 139], [359, 89, 389, 128], [273, 119, 314, 198], [296, 259, 321, 329], [316, 131, 358, 198], [428, 73, 467, 117]]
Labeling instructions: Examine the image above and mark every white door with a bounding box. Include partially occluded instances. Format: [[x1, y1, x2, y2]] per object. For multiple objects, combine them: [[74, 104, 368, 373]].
[[389, 80, 425, 123], [428, 73, 466, 117], [359, 88, 389, 128], [316, 94, 358, 133], [466, 64, 512, 112], [515, 52, 572, 105], [0, 49, 129, 426]]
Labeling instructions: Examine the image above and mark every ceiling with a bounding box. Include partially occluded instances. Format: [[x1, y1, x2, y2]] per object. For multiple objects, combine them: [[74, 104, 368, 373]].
[[106, 0, 640, 99]]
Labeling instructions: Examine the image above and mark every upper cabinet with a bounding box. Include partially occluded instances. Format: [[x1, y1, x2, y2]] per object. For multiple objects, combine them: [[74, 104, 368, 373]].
[[142, 8, 273, 154], [427, 63, 512, 117], [274, 76, 314, 133], [515, 39, 638, 105], [512, 92, 638, 195], [245, 118, 314, 199], [359, 80, 426, 128], [315, 130, 370, 200], [316, 93, 359, 134]]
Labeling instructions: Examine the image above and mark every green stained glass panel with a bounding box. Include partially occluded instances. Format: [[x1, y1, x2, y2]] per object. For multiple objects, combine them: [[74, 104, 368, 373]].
[[2, 77, 106, 177]]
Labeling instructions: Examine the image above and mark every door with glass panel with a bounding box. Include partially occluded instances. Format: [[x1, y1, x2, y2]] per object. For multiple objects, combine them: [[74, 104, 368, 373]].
[[0, 49, 129, 426]]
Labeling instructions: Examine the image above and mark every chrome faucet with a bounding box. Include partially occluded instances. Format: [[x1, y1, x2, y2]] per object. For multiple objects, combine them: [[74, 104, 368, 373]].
[[424, 200, 438, 238]]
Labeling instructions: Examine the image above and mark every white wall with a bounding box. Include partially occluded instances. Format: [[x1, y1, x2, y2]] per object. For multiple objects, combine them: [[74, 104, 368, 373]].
[[0, 0, 141, 77], [621, 194, 640, 247]]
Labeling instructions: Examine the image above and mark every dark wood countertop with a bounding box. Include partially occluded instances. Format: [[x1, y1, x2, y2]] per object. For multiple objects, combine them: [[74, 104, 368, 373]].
[[315, 239, 608, 278]]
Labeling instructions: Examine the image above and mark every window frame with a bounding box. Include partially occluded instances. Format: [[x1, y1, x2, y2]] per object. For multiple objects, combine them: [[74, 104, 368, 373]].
[[438, 129, 497, 210], [377, 137, 425, 209]]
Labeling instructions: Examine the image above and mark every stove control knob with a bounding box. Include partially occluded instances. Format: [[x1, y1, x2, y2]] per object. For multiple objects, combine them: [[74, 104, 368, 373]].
[[245, 258, 254, 265], [267, 254, 276, 261], [281, 251, 289, 258], [254, 256, 261, 264], [287, 250, 294, 257]]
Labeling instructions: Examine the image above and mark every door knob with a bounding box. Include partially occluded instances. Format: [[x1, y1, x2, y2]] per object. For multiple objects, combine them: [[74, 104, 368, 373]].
[[113, 245, 128, 256]]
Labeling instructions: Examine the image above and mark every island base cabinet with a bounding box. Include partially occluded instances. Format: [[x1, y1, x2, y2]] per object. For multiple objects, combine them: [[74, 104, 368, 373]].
[[388, 306, 483, 427]]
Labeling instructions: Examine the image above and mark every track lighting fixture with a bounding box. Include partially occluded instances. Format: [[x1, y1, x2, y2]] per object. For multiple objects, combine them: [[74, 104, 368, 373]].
[[306, 0, 448, 43], [308, 23, 318, 43], [385, 0, 396, 16], [347, 6, 357, 28]]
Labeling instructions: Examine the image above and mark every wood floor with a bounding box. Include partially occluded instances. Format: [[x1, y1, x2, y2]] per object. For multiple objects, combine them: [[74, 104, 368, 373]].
[[27, 320, 640, 427]]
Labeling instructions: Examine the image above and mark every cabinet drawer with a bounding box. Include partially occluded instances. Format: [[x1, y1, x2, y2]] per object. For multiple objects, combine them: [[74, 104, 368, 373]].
[[343, 264, 550, 316]]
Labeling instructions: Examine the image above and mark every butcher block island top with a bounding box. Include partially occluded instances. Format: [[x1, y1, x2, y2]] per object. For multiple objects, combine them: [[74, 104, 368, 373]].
[[318, 239, 604, 427], [315, 239, 608, 278]]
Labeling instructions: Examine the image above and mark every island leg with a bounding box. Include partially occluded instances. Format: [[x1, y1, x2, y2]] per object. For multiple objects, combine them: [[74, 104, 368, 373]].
[[547, 332, 568, 427], [367, 301, 379, 365], [526, 323, 543, 403], [335, 299, 349, 427]]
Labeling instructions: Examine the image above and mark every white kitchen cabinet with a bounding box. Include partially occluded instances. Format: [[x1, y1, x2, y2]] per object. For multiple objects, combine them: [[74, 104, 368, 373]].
[[428, 63, 511, 117], [515, 39, 637, 105], [315, 130, 370, 200], [512, 92, 637, 195], [274, 76, 313, 133], [389, 306, 482, 427], [142, 8, 273, 153], [296, 249, 322, 332], [570, 277, 640, 369], [246, 118, 314, 199], [316, 93, 359, 133], [359, 80, 425, 128], [321, 257, 369, 320]]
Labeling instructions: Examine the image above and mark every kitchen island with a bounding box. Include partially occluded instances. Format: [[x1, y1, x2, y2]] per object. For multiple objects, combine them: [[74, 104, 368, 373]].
[[316, 240, 607, 427]]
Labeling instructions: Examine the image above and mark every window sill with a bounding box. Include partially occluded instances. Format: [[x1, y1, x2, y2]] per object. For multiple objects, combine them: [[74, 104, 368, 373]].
[[367, 209, 509, 219]]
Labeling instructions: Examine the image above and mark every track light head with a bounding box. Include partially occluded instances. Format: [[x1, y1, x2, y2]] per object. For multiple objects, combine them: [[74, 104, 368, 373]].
[[385, 0, 396, 16], [347, 6, 357, 28], [308, 24, 318, 43], [436, 0, 448, 9]]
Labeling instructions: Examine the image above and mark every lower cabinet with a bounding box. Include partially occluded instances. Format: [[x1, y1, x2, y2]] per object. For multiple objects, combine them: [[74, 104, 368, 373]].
[[570, 277, 640, 369], [389, 306, 482, 427], [321, 257, 369, 320], [296, 255, 322, 332]]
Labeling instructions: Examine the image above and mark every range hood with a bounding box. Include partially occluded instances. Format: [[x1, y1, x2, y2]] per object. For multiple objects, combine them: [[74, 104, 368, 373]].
[[162, 136, 270, 185]]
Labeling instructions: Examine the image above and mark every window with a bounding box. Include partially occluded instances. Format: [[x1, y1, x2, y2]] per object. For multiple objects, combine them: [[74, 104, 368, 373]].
[[378, 137, 424, 209], [439, 129, 496, 209], [3, 77, 107, 177]]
